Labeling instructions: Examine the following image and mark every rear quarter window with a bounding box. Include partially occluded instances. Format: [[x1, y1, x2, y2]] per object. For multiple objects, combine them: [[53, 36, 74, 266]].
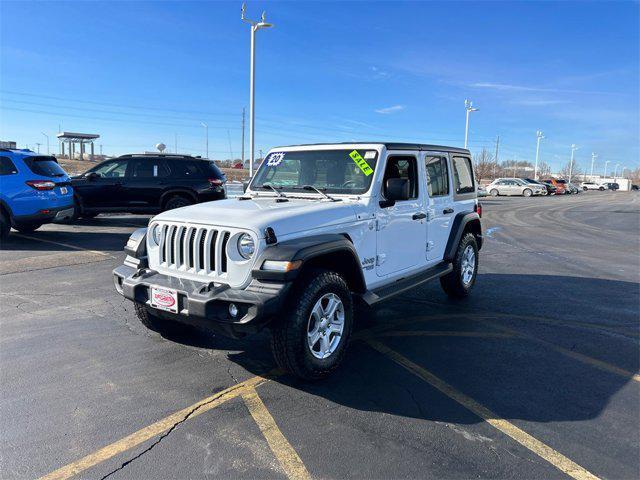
[[0, 156, 18, 175], [203, 161, 226, 180], [23, 156, 67, 177], [452, 156, 475, 194], [169, 160, 205, 177]]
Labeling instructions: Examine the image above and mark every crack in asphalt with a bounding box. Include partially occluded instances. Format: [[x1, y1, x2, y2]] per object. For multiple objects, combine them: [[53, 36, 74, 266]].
[[98, 382, 250, 480]]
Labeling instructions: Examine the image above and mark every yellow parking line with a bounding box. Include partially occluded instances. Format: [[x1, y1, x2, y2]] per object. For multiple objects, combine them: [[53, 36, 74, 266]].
[[39, 375, 269, 480], [15, 234, 113, 258], [480, 320, 640, 383], [377, 331, 514, 339], [242, 388, 311, 480], [367, 339, 600, 480]]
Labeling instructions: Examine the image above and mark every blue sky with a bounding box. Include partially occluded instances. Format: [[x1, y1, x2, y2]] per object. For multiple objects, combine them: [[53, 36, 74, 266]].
[[1, 1, 638, 174]]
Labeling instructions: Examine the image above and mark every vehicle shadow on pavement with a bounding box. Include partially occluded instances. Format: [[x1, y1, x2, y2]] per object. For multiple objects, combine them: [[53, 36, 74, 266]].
[[0, 230, 134, 253], [222, 273, 639, 426]]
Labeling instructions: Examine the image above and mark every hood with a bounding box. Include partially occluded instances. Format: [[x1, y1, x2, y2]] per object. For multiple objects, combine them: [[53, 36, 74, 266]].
[[154, 196, 361, 238]]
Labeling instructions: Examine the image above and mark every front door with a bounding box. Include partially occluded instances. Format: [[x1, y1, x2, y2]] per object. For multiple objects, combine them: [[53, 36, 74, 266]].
[[376, 153, 426, 277], [76, 159, 128, 208], [424, 152, 455, 262]]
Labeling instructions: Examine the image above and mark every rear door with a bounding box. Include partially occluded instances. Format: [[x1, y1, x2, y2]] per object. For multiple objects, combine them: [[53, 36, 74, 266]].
[[124, 158, 171, 208], [424, 152, 454, 262]]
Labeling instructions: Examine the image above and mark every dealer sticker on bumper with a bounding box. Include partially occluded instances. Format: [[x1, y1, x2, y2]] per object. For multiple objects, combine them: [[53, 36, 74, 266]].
[[151, 286, 179, 313]]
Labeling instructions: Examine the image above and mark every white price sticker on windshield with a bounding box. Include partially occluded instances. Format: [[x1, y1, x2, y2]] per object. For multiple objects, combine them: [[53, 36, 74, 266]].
[[364, 151, 376, 159], [266, 152, 285, 166]]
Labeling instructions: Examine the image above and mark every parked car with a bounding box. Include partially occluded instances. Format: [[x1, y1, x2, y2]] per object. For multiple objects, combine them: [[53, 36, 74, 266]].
[[487, 178, 546, 197], [477, 184, 488, 197], [541, 177, 567, 194], [540, 181, 558, 195], [0, 149, 75, 239], [70, 154, 227, 218], [554, 179, 579, 194], [580, 181, 604, 191], [114, 142, 483, 379], [602, 182, 619, 191], [521, 178, 549, 195], [631, 184, 639, 191], [566, 182, 581, 194]]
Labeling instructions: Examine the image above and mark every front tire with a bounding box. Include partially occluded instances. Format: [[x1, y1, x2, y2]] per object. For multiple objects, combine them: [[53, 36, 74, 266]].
[[440, 233, 479, 298], [523, 188, 532, 197], [490, 189, 499, 197], [271, 270, 353, 380], [599, 186, 605, 191]]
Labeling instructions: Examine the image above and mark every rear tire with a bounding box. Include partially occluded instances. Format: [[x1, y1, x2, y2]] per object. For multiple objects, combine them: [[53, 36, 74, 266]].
[[164, 195, 193, 211], [0, 211, 10, 240], [271, 270, 353, 380], [440, 233, 478, 298], [599, 186, 605, 191], [523, 188, 532, 197], [490, 189, 499, 197], [583, 187, 588, 191], [81, 212, 98, 219], [13, 222, 43, 233]]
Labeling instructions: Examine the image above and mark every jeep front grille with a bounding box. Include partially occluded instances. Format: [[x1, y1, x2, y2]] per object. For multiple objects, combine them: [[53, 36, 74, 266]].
[[157, 224, 232, 275]]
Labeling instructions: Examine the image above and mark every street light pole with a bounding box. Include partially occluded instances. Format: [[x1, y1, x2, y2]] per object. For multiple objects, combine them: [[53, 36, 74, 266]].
[[534, 130, 544, 180], [41, 132, 49, 155], [201, 122, 208, 158], [590, 152, 597, 179], [242, 3, 273, 178], [614, 163, 620, 179], [463, 99, 478, 149], [568, 144, 578, 182], [603, 160, 610, 178]]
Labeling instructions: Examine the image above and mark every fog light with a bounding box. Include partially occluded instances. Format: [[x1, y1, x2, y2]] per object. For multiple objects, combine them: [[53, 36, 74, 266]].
[[228, 303, 239, 318]]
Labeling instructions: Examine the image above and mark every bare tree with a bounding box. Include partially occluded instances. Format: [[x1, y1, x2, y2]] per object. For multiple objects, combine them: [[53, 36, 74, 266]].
[[560, 161, 582, 181], [473, 148, 495, 182], [538, 161, 552, 178]]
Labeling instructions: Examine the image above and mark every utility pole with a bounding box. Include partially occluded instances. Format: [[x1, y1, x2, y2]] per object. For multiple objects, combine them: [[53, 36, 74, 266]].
[[464, 99, 478, 149], [534, 130, 544, 180], [41, 132, 49, 155], [493, 135, 500, 179], [242, 3, 274, 178], [241, 107, 245, 166], [201, 122, 208, 158], [569, 144, 578, 182], [590, 152, 597, 179]]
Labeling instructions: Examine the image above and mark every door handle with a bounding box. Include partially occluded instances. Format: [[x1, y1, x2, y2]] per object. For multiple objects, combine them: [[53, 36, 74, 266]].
[[443, 208, 454, 214], [412, 212, 427, 220]]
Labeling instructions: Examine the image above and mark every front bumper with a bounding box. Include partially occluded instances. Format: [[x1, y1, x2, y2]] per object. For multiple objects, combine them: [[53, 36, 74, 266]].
[[113, 264, 290, 338]]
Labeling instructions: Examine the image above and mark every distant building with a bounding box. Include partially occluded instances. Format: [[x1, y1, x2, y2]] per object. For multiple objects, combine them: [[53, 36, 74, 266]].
[[0, 141, 17, 149]]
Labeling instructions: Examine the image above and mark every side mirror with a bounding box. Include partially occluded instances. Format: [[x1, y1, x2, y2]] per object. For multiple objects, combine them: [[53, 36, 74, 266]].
[[380, 178, 410, 207], [85, 172, 99, 181]]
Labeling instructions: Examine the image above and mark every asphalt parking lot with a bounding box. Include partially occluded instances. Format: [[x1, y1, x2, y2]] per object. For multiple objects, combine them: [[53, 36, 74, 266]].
[[1, 191, 638, 480]]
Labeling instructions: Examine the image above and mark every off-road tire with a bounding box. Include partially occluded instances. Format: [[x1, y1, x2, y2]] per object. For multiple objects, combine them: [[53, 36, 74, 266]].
[[133, 302, 177, 333], [0, 210, 10, 240], [523, 188, 532, 197], [440, 233, 478, 298], [13, 222, 43, 233], [490, 189, 499, 197], [164, 195, 193, 211], [270, 270, 353, 380]]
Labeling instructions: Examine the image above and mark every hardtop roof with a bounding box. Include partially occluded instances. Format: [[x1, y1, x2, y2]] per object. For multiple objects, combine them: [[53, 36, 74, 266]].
[[272, 142, 470, 154]]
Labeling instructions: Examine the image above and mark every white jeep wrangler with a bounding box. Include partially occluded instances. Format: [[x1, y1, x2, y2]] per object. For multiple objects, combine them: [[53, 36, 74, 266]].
[[114, 143, 482, 380]]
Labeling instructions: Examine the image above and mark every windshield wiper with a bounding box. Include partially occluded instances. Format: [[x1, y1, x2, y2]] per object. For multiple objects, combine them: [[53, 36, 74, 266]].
[[301, 185, 337, 201], [261, 183, 289, 201]]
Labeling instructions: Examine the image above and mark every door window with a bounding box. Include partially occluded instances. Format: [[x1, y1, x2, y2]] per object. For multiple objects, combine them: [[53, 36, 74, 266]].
[[170, 160, 204, 177], [128, 159, 170, 178], [425, 156, 449, 197], [383, 155, 418, 199], [0, 157, 18, 175], [452, 156, 475, 194], [91, 160, 128, 178]]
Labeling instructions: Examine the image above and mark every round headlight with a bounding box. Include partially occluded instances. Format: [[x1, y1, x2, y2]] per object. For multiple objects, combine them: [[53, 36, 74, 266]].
[[237, 233, 255, 259], [150, 224, 161, 246]]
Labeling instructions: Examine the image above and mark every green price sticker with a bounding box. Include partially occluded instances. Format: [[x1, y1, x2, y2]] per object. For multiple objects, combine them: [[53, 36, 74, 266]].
[[349, 150, 374, 176]]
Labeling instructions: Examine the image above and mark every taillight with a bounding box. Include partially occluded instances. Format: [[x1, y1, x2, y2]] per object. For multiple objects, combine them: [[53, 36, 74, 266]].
[[26, 180, 56, 191], [208, 178, 223, 187], [475, 202, 482, 218]]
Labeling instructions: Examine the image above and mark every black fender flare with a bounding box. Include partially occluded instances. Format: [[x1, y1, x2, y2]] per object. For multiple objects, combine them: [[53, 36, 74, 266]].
[[159, 189, 198, 208], [252, 234, 366, 293], [444, 212, 482, 262], [0, 199, 14, 219]]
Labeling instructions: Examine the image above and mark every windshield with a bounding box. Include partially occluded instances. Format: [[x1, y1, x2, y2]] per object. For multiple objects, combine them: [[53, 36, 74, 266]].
[[23, 156, 67, 177], [251, 149, 378, 195]]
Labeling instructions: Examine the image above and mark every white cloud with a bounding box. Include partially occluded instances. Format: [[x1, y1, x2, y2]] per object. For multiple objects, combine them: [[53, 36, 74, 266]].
[[375, 104, 405, 114]]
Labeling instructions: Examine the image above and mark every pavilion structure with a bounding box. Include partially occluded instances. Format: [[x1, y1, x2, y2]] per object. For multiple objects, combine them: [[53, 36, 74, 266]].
[[57, 132, 100, 161]]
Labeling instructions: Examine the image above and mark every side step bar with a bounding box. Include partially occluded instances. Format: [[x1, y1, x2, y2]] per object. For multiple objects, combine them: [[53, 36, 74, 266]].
[[361, 262, 453, 306]]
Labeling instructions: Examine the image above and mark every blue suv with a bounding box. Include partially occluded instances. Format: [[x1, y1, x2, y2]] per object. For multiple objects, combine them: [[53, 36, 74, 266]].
[[0, 149, 75, 239]]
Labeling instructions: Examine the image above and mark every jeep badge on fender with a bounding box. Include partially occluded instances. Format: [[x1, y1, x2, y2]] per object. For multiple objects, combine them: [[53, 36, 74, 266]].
[[113, 143, 482, 380]]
